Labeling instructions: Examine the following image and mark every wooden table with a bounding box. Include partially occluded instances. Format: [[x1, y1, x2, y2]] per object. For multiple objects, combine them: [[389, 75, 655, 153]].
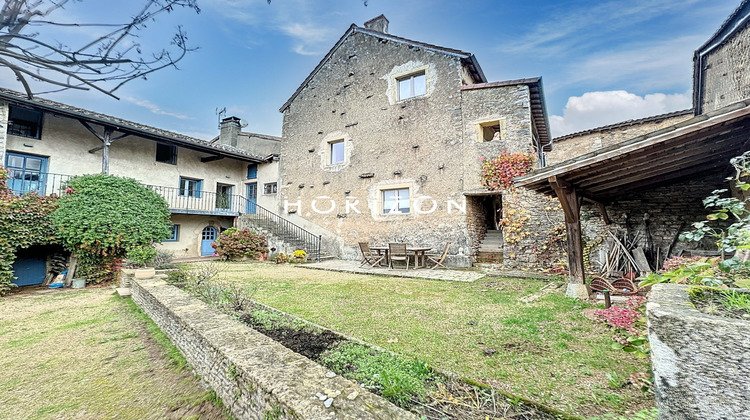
[[371, 246, 432, 269]]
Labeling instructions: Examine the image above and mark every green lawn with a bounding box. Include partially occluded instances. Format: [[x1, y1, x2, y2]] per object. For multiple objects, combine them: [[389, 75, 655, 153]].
[[210, 261, 653, 418], [0, 288, 228, 420]]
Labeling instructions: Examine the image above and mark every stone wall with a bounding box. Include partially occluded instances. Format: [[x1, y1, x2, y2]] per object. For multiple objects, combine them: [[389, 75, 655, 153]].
[[700, 20, 750, 113], [130, 277, 416, 420], [547, 112, 692, 165], [647, 283, 750, 419]]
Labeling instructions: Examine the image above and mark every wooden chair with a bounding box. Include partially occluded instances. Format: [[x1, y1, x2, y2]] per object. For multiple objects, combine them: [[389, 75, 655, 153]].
[[359, 242, 385, 267], [427, 242, 451, 270], [590, 276, 640, 296], [388, 243, 409, 270]]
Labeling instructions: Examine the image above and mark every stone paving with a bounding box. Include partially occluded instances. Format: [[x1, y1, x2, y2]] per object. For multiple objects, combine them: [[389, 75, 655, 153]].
[[299, 259, 486, 282]]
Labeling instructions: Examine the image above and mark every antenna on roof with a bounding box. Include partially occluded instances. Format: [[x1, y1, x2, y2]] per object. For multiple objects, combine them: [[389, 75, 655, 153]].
[[239, 118, 249, 128], [215, 107, 227, 129]]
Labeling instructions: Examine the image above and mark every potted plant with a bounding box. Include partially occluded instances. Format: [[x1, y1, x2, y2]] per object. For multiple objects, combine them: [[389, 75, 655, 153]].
[[292, 249, 307, 263], [126, 245, 158, 279]]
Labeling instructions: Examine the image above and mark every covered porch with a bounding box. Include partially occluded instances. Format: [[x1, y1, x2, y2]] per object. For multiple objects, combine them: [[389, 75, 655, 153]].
[[515, 100, 750, 298]]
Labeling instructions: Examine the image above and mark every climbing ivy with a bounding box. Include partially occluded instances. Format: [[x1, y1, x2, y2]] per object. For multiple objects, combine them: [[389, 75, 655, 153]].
[[0, 166, 59, 295], [480, 152, 536, 192]]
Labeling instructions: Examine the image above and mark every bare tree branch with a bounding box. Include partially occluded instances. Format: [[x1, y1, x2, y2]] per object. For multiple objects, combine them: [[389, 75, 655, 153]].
[[0, 0, 200, 99]]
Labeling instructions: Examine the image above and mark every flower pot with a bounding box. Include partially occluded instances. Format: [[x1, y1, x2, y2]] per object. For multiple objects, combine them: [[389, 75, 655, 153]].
[[134, 267, 156, 279], [71, 278, 86, 289]]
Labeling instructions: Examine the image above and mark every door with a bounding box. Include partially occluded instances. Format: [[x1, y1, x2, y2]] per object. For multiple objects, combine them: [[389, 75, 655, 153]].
[[11, 248, 47, 286], [201, 226, 218, 256], [216, 183, 233, 210], [246, 183, 257, 214], [5, 152, 47, 195]]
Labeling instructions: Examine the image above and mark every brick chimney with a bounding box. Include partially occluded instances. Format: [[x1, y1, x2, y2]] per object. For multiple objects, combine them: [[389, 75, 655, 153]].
[[218, 116, 241, 147], [364, 15, 389, 34]]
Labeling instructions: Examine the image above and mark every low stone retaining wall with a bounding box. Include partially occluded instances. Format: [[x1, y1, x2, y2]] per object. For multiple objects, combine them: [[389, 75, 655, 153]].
[[131, 277, 416, 420], [647, 283, 750, 420]]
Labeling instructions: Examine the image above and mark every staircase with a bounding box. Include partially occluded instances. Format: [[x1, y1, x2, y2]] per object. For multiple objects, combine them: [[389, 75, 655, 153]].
[[476, 229, 504, 263], [237, 202, 322, 262]]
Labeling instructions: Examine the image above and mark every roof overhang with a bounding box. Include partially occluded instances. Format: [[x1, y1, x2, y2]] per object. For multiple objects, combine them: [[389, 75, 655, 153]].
[[0, 91, 265, 163], [515, 99, 750, 202]]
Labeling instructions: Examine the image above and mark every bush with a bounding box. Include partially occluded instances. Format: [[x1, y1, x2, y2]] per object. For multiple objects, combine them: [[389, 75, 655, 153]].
[[124, 245, 157, 268], [153, 249, 176, 269], [51, 174, 171, 283], [273, 253, 290, 264], [211, 228, 268, 260]]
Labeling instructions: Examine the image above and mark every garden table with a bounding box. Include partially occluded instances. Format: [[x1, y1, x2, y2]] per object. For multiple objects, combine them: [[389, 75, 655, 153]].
[[370, 246, 432, 269]]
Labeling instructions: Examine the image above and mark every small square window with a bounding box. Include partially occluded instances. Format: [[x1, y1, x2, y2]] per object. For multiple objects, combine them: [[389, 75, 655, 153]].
[[7, 105, 42, 139], [477, 119, 504, 142], [382, 188, 410, 214], [263, 182, 277, 195], [178, 177, 202, 198], [397, 71, 426, 100], [156, 143, 177, 164], [164, 225, 179, 242], [330, 140, 345, 165], [247, 164, 258, 179]]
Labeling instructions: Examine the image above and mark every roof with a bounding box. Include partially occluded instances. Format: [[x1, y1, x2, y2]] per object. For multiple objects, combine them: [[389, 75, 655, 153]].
[[279, 24, 487, 112], [515, 99, 750, 202], [693, 0, 750, 114], [209, 132, 282, 143], [461, 78, 552, 152], [0, 88, 267, 163], [553, 109, 693, 142]]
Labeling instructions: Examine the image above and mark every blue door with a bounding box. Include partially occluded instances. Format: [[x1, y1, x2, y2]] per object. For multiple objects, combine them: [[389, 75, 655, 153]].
[[201, 226, 218, 256], [246, 183, 257, 214], [5, 153, 47, 195], [11, 253, 46, 286]]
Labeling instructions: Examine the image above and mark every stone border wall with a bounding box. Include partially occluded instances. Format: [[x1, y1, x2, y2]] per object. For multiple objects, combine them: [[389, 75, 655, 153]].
[[647, 283, 750, 420], [131, 277, 416, 420]]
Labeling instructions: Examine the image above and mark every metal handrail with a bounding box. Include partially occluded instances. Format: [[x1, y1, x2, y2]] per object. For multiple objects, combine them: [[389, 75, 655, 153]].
[[237, 196, 322, 262]]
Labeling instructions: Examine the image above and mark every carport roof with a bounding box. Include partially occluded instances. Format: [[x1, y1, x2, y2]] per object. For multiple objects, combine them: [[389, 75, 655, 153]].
[[515, 99, 750, 202]]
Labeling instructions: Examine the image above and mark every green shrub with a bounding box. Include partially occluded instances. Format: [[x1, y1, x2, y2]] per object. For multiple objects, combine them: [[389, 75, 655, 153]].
[[124, 245, 157, 268], [272, 253, 290, 264], [51, 174, 171, 283], [153, 249, 176, 269], [212, 228, 268, 260]]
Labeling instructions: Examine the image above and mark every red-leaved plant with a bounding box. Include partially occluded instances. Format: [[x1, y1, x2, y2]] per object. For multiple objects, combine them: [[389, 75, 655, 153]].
[[480, 152, 535, 191]]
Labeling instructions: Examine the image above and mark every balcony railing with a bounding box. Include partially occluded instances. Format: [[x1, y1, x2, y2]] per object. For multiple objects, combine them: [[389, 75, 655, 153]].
[[5, 172, 73, 197], [147, 185, 246, 216]]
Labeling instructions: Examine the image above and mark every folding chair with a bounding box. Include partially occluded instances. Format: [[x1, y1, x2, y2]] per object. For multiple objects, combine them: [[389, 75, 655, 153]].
[[388, 243, 409, 270], [359, 242, 385, 267], [427, 242, 451, 270]]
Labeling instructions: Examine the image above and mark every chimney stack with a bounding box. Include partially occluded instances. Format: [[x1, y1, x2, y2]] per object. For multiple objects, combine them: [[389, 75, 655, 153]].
[[364, 15, 389, 34], [218, 116, 241, 147]]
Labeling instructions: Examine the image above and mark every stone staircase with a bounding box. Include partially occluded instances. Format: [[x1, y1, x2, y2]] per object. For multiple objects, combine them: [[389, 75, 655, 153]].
[[239, 212, 321, 261], [476, 229, 504, 263]]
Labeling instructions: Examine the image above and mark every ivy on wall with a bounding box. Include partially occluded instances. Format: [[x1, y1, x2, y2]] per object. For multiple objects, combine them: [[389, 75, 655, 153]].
[[480, 152, 536, 191], [0, 166, 59, 295]]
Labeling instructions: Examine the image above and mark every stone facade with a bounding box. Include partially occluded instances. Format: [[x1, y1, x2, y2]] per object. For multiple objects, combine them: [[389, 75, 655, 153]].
[[279, 24, 545, 265], [131, 277, 417, 420], [547, 111, 692, 165], [698, 15, 750, 114], [647, 283, 750, 420]]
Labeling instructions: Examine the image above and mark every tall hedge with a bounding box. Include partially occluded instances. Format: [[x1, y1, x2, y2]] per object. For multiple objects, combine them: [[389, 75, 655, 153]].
[[51, 174, 171, 283]]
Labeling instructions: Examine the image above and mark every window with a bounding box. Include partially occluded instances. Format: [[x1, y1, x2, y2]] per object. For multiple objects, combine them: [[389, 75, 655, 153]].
[[247, 164, 258, 179], [397, 71, 426, 100], [7, 106, 42, 139], [164, 225, 179, 242], [330, 140, 345, 165], [480, 121, 501, 141], [382, 188, 410, 214], [263, 182, 277, 195], [178, 177, 202, 197], [155, 143, 177, 164]]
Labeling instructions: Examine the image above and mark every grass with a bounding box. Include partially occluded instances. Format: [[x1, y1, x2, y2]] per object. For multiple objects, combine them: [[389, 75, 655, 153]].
[[0, 288, 230, 420], [207, 261, 653, 417]]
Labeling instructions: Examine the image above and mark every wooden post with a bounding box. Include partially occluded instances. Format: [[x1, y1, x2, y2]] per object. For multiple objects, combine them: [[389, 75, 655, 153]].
[[548, 176, 590, 299], [101, 127, 113, 174]]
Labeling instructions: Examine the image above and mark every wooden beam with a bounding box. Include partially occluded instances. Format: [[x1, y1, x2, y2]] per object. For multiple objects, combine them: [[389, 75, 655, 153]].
[[200, 155, 225, 163], [88, 145, 104, 153], [548, 176, 586, 289], [101, 127, 113, 174]]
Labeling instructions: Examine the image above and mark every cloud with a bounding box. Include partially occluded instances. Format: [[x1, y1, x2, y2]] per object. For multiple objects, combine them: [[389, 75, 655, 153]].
[[280, 22, 335, 55], [550, 90, 692, 137], [124, 97, 192, 120]]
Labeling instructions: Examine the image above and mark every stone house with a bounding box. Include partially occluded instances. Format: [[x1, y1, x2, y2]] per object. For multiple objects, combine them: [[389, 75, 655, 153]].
[[516, 0, 750, 297], [277, 15, 552, 266], [0, 89, 280, 286]]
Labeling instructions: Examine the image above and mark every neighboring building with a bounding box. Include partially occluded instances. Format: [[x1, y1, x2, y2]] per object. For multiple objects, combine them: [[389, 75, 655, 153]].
[[277, 15, 552, 266], [0, 88, 280, 285]]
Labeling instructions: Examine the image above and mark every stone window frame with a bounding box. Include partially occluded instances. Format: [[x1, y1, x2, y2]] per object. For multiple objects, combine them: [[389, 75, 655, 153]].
[[475, 118, 506, 143], [330, 140, 345, 165], [374, 182, 414, 217], [319, 131, 352, 172], [380, 186, 411, 215], [384, 62, 434, 105], [396, 70, 426, 101]]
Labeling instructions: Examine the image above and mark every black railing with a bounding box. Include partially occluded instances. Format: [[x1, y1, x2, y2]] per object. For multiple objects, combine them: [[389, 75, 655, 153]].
[[147, 185, 246, 215], [5, 172, 73, 197], [239, 197, 322, 262]]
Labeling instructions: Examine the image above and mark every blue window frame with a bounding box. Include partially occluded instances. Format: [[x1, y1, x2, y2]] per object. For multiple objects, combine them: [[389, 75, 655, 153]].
[[164, 225, 179, 242], [247, 164, 258, 179], [178, 177, 202, 198]]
